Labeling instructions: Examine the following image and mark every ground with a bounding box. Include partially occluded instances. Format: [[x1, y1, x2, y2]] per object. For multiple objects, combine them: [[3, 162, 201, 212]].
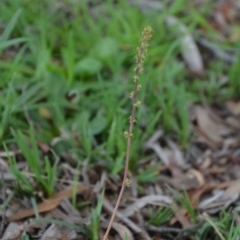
[[0, 0, 240, 240]]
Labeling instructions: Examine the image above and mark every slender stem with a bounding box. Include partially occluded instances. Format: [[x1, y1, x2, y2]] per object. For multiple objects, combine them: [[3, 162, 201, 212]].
[[102, 84, 137, 240], [102, 26, 152, 240]]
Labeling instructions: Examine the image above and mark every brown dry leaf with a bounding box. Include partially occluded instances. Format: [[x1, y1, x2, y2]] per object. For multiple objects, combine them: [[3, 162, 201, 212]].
[[193, 106, 232, 146], [8, 183, 92, 222], [213, 3, 229, 33], [200, 154, 212, 169], [145, 131, 187, 168], [198, 179, 240, 212], [40, 224, 77, 240], [187, 169, 205, 187], [37, 141, 51, 153], [171, 201, 192, 228], [1, 222, 23, 240], [167, 139, 186, 168], [187, 185, 211, 208], [161, 166, 202, 191], [226, 101, 240, 115], [208, 165, 226, 175], [145, 142, 170, 165], [217, 0, 236, 22], [215, 180, 240, 190], [112, 222, 134, 240], [121, 195, 173, 218], [222, 179, 240, 201], [144, 130, 170, 165], [188, 179, 240, 209], [225, 116, 240, 130]]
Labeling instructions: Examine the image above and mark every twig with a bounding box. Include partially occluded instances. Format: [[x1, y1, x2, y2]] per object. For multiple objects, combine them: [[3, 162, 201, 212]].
[[102, 26, 153, 240], [146, 224, 182, 234]]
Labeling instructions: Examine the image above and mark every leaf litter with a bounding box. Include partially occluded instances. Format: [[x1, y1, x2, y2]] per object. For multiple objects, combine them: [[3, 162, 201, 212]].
[[143, 102, 240, 238], [7, 183, 92, 222], [6, 95, 238, 240]]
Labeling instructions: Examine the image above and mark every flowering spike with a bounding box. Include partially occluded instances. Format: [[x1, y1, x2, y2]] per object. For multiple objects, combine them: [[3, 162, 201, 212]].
[[103, 26, 152, 240], [133, 100, 142, 107], [125, 178, 131, 187], [129, 116, 137, 123], [129, 92, 134, 99], [123, 131, 133, 139]]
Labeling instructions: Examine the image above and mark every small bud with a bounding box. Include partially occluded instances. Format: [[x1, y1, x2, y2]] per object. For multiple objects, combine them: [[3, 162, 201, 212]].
[[125, 178, 131, 187], [133, 76, 139, 83], [123, 131, 133, 139], [129, 92, 134, 99], [129, 116, 137, 123], [133, 100, 142, 107]]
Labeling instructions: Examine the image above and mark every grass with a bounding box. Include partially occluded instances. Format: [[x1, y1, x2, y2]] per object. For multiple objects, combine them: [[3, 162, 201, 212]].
[[148, 206, 174, 226], [11, 126, 59, 196], [0, 0, 240, 239]]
